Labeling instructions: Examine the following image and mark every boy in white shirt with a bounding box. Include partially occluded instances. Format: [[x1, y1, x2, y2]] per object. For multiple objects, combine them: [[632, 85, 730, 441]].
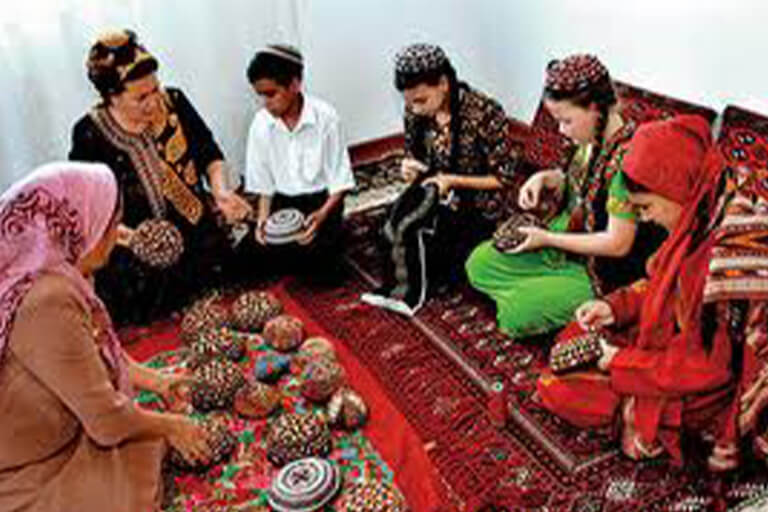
[[244, 45, 355, 282]]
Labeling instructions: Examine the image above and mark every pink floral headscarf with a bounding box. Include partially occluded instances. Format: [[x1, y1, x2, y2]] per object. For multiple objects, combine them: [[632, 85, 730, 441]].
[[0, 161, 129, 391]]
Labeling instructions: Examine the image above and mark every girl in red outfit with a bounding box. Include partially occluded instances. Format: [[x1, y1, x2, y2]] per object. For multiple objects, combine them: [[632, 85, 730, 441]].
[[537, 114, 733, 465]]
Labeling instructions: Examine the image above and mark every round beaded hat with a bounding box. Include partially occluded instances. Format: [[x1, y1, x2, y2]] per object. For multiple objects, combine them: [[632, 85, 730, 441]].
[[191, 358, 247, 412], [336, 481, 408, 512], [267, 457, 341, 512], [234, 382, 282, 418], [180, 298, 229, 345], [299, 358, 344, 403], [168, 418, 236, 472], [231, 290, 283, 332], [264, 208, 305, 245], [189, 327, 247, 367], [254, 352, 292, 383], [492, 212, 545, 253], [266, 412, 332, 466], [130, 219, 184, 267], [549, 330, 606, 374], [327, 388, 368, 430], [299, 337, 336, 360], [264, 315, 305, 352]]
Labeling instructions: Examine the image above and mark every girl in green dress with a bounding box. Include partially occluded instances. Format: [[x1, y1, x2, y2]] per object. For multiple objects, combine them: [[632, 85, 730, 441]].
[[466, 54, 665, 337]]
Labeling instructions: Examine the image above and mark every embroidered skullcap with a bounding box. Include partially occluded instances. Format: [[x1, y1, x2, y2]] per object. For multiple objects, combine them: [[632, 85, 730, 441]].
[[86, 29, 158, 97], [260, 44, 304, 67], [544, 54, 609, 94], [623, 114, 713, 205], [395, 43, 449, 76]]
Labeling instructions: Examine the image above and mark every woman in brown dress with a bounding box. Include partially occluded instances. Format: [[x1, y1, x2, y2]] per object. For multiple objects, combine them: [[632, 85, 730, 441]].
[[0, 162, 210, 511]]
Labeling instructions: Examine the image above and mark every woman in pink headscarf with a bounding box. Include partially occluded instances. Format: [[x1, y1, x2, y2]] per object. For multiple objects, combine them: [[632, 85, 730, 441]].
[[0, 162, 210, 511]]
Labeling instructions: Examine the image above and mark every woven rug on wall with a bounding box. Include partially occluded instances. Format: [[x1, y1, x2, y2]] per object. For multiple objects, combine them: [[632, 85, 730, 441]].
[[338, 150, 768, 511]]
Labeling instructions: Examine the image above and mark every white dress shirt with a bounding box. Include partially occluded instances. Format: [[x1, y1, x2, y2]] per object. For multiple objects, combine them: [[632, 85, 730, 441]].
[[244, 94, 355, 197]]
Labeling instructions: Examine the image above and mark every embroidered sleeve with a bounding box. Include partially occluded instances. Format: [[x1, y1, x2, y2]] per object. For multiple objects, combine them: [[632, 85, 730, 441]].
[[606, 169, 636, 220], [480, 99, 516, 185]]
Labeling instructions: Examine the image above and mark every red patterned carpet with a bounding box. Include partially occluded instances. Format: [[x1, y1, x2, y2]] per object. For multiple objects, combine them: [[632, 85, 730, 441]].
[[337, 150, 768, 511]]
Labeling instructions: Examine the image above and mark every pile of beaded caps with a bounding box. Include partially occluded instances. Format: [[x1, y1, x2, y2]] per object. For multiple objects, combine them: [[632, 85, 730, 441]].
[[172, 288, 392, 511]]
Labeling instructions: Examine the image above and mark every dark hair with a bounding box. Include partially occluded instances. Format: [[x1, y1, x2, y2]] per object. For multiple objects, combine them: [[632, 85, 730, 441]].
[[394, 61, 457, 92], [86, 29, 158, 102], [544, 69, 617, 177], [623, 173, 648, 194], [246, 52, 303, 86]]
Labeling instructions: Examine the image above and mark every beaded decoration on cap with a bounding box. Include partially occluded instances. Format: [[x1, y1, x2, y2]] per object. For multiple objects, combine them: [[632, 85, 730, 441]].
[[544, 54, 609, 93], [394, 43, 448, 75]]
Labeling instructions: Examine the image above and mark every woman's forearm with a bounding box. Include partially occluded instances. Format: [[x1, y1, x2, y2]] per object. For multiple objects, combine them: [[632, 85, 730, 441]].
[[207, 159, 228, 196], [448, 174, 501, 191], [545, 230, 631, 257]]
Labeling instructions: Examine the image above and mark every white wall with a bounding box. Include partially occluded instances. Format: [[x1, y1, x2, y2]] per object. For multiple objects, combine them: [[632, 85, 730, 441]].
[[0, 0, 300, 190], [2, 0, 768, 191], [305, 0, 768, 145]]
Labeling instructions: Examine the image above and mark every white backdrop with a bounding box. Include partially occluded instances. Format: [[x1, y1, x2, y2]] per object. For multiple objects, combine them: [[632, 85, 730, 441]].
[[2, 0, 768, 191]]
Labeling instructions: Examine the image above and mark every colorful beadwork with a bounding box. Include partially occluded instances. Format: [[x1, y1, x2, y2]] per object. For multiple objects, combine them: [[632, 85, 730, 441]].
[[266, 413, 332, 467], [130, 218, 184, 268], [335, 480, 408, 512], [300, 358, 345, 403], [254, 352, 292, 383], [231, 290, 283, 332], [191, 358, 247, 411], [264, 315, 305, 352], [549, 330, 606, 374], [180, 298, 229, 345], [234, 382, 281, 419]]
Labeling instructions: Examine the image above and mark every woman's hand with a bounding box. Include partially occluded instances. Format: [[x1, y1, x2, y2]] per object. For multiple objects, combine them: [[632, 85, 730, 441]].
[[158, 373, 195, 413], [167, 415, 212, 465], [116, 224, 135, 247], [575, 300, 616, 330], [518, 169, 564, 210], [400, 158, 428, 183], [506, 225, 551, 254], [597, 335, 620, 372], [214, 190, 252, 224], [422, 173, 454, 197]]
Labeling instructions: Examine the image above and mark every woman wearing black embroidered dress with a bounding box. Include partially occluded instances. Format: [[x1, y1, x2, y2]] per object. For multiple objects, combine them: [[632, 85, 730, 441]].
[[70, 29, 254, 326], [361, 43, 516, 316]]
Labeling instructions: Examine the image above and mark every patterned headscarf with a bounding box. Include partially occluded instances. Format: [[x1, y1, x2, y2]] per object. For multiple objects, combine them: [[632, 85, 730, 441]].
[[0, 162, 130, 392], [544, 54, 610, 94], [395, 43, 448, 75], [86, 29, 158, 97]]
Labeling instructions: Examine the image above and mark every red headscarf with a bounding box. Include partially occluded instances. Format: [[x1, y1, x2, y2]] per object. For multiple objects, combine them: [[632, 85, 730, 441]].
[[623, 115, 722, 351]]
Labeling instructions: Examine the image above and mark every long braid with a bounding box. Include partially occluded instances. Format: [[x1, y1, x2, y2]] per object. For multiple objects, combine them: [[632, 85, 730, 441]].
[[586, 105, 609, 182]]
